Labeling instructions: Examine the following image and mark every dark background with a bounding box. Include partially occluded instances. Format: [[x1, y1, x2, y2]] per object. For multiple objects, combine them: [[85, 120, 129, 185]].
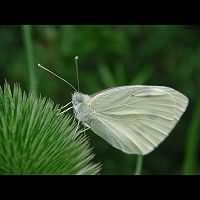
[[0, 25, 199, 175]]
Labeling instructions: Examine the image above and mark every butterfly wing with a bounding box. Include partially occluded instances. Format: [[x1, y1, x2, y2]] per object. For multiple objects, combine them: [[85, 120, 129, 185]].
[[87, 86, 188, 155]]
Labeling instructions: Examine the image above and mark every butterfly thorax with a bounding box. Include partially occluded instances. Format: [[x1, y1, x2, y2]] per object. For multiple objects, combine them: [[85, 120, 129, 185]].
[[72, 92, 93, 122]]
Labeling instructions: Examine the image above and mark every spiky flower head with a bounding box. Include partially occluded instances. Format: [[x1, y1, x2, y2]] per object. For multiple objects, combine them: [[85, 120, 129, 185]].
[[0, 82, 101, 175]]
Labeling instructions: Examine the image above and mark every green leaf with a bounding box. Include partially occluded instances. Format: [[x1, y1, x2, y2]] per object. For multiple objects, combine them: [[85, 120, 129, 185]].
[[182, 98, 200, 175], [114, 64, 127, 85], [98, 64, 116, 87], [0, 82, 101, 175], [130, 67, 153, 85]]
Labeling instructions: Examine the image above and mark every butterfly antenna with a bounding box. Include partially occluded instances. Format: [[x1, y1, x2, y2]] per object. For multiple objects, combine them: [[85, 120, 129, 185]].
[[38, 64, 77, 91], [75, 56, 80, 92]]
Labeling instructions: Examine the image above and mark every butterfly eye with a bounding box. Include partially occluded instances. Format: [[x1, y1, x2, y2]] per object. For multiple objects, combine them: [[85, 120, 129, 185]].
[[76, 94, 83, 102], [72, 92, 84, 106]]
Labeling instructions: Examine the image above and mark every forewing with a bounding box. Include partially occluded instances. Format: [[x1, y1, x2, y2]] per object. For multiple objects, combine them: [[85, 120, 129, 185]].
[[87, 86, 188, 155]]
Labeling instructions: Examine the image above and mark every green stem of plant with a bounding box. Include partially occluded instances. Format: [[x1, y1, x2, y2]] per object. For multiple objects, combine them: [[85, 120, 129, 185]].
[[22, 25, 37, 95], [182, 99, 200, 175], [135, 155, 143, 175]]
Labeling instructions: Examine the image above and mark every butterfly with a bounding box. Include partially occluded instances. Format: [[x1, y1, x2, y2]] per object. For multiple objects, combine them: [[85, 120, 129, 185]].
[[38, 58, 188, 155]]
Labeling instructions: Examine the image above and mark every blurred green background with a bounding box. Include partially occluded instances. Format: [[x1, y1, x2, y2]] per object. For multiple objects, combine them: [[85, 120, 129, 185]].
[[0, 25, 199, 175]]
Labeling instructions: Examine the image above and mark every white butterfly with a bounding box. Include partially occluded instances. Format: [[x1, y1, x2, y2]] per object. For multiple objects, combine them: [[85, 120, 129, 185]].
[[38, 62, 189, 155]]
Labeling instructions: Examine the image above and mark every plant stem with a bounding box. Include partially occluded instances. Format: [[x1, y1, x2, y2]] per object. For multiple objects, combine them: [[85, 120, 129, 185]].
[[22, 25, 37, 95], [135, 155, 143, 175], [182, 99, 200, 174]]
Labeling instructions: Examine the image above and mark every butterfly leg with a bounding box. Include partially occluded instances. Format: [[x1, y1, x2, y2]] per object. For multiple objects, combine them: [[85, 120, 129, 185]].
[[73, 120, 90, 140], [82, 122, 90, 137], [59, 101, 72, 110], [58, 106, 73, 115], [74, 121, 90, 137], [75, 120, 80, 134], [78, 126, 90, 135], [83, 128, 86, 138]]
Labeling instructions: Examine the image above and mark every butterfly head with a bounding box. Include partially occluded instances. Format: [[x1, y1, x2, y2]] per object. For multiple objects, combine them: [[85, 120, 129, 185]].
[[72, 92, 90, 106], [72, 92, 92, 122]]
